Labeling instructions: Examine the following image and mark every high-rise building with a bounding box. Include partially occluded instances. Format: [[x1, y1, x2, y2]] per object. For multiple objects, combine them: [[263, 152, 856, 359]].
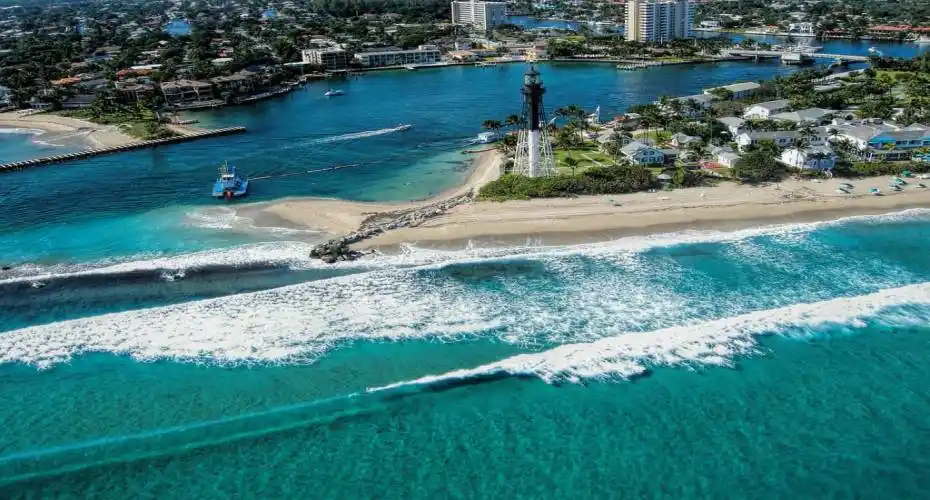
[[625, 0, 694, 42], [451, 0, 508, 32]]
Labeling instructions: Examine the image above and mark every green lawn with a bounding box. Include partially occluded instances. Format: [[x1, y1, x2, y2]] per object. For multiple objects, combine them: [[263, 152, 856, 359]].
[[633, 129, 671, 144], [554, 145, 615, 174]]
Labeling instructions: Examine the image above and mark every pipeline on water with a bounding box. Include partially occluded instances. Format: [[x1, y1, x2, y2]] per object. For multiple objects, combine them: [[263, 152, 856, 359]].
[[0, 368, 508, 488]]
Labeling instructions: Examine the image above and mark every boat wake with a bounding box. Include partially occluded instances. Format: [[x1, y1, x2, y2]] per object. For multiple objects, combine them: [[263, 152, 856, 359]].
[[303, 125, 411, 145]]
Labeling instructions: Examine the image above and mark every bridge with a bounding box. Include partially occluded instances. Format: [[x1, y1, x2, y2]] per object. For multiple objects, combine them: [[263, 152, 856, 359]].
[[722, 49, 871, 63]]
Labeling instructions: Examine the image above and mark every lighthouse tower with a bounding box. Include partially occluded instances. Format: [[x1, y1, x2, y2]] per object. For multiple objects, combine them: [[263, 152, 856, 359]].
[[513, 65, 555, 178]]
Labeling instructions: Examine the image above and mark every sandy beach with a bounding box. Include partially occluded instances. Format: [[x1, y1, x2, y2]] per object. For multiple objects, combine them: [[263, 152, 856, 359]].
[[238, 149, 503, 235], [0, 111, 135, 149], [360, 179, 930, 249], [241, 159, 930, 249]]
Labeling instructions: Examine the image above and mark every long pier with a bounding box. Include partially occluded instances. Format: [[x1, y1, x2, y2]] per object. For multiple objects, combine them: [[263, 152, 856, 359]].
[[0, 126, 246, 173]]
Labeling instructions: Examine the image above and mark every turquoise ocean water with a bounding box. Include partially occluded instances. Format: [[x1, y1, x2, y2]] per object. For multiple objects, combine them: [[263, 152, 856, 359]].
[[3, 45, 930, 497]]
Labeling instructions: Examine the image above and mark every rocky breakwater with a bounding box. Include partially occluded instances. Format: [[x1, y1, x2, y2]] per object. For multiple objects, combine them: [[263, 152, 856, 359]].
[[310, 193, 474, 263]]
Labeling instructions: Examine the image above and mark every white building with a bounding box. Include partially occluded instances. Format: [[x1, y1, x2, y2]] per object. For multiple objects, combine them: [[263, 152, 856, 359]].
[[788, 22, 815, 35], [354, 45, 442, 68], [781, 146, 836, 170], [704, 82, 761, 100], [451, 0, 508, 32], [736, 131, 799, 151], [743, 99, 791, 120], [301, 48, 350, 70], [625, 0, 693, 43], [771, 108, 833, 125]]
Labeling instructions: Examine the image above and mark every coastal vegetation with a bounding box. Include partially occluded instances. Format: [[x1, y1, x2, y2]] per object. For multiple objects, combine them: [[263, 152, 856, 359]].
[[59, 100, 176, 140], [478, 164, 656, 201]]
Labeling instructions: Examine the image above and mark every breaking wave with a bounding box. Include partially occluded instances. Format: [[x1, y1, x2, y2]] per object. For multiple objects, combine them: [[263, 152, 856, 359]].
[[3, 207, 926, 290], [368, 282, 930, 390], [1, 207, 929, 369]]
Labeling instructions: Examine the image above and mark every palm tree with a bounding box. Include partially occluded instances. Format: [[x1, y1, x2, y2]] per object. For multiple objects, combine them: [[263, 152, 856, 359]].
[[504, 114, 522, 133], [563, 155, 581, 176], [482, 119, 503, 138]]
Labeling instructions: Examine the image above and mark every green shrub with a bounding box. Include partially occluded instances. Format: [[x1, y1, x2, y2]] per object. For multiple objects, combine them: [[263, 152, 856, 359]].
[[478, 164, 656, 201]]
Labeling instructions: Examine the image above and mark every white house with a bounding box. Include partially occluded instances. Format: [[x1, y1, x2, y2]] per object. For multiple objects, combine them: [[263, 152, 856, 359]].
[[743, 99, 790, 120], [716, 150, 741, 168], [771, 108, 833, 125], [620, 140, 666, 165], [704, 82, 761, 100], [718, 116, 747, 137], [736, 131, 799, 151], [780, 146, 837, 170]]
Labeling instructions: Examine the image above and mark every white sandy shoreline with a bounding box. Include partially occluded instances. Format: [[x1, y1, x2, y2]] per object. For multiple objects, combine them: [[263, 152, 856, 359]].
[[236, 149, 503, 235], [237, 161, 930, 249], [0, 111, 135, 149]]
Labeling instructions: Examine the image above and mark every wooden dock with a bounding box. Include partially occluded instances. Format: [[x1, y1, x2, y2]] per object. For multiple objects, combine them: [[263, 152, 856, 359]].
[[0, 126, 247, 173]]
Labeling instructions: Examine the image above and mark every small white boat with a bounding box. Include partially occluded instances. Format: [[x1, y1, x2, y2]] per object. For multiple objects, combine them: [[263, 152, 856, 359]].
[[405, 65, 417, 71], [867, 47, 882, 56], [324, 89, 345, 97], [915, 36, 930, 44], [395, 124, 412, 131]]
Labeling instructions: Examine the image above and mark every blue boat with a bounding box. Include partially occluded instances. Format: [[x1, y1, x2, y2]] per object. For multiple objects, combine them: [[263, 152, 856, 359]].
[[212, 162, 249, 200]]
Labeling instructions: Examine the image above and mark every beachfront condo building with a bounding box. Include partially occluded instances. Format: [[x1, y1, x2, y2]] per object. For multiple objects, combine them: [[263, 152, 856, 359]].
[[625, 0, 694, 42], [451, 0, 508, 32], [301, 48, 350, 71]]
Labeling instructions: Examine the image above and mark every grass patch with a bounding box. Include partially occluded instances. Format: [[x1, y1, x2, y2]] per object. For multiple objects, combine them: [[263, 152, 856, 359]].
[[554, 146, 615, 174]]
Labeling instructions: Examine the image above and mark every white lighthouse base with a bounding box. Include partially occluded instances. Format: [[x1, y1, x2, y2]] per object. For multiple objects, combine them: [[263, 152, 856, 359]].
[[513, 127, 555, 178]]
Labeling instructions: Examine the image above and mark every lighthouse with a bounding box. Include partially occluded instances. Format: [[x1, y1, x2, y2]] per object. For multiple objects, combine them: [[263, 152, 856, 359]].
[[513, 65, 555, 178]]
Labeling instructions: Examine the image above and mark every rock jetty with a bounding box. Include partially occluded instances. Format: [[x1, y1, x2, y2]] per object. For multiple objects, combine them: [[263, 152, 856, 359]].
[[310, 192, 474, 263]]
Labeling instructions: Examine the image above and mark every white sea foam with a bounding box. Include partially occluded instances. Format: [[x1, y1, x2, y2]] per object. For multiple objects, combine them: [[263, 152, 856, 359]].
[[183, 206, 322, 237], [2, 207, 928, 288], [0, 127, 44, 136], [368, 282, 930, 391]]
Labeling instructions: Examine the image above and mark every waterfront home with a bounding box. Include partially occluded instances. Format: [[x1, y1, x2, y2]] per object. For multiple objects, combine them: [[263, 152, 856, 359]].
[[772, 108, 833, 125], [736, 131, 799, 151], [718, 116, 747, 138], [704, 82, 761, 100], [354, 45, 442, 68], [60, 94, 97, 109], [780, 146, 837, 170], [620, 140, 666, 165], [448, 50, 477, 62], [160, 80, 215, 105], [116, 80, 154, 103], [834, 123, 930, 161], [211, 71, 258, 94], [743, 99, 791, 120]]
